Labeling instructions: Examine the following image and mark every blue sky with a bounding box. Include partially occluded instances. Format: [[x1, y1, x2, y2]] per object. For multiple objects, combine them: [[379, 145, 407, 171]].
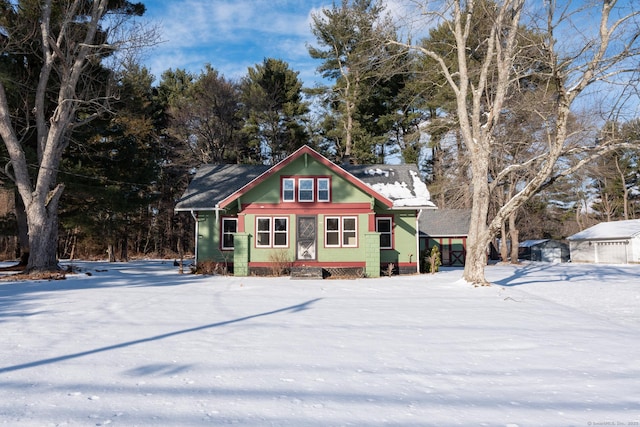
[[139, 0, 331, 87]]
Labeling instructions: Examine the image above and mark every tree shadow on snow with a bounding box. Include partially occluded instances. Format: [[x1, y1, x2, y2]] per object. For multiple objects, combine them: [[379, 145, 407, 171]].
[[0, 297, 322, 374], [0, 260, 211, 322], [492, 262, 640, 287]]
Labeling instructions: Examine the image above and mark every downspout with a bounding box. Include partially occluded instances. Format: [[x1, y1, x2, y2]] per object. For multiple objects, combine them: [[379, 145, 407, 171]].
[[416, 209, 423, 273], [190, 210, 198, 265]]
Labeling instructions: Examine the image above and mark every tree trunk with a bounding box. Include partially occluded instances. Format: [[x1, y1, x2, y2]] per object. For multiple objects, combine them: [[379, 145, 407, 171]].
[[499, 222, 508, 262], [107, 244, 115, 262], [25, 197, 61, 272], [14, 191, 30, 264], [463, 152, 491, 285], [615, 157, 629, 220], [509, 212, 519, 264], [120, 235, 129, 262], [69, 228, 77, 261]]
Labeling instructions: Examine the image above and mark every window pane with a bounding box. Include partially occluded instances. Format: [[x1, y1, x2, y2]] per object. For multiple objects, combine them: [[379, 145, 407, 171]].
[[326, 231, 339, 246], [273, 218, 288, 247], [256, 218, 271, 247], [343, 218, 356, 231], [222, 219, 237, 249], [257, 218, 270, 231], [283, 179, 294, 201], [223, 219, 237, 233], [274, 233, 287, 246], [343, 232, 356, 246], [343, 217, 357, 246], [318, 179, 329, 201], [377, 219, 391, 233], [274, 218, 288, 231], [223, 234, 235, 248], [326, 218, 339, 231], [257, 233, 270, 246], [299, 178, 314, 201]]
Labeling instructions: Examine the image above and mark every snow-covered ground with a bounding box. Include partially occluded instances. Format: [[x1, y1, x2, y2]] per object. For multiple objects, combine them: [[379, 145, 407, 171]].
[[0, 260, 639, 427]]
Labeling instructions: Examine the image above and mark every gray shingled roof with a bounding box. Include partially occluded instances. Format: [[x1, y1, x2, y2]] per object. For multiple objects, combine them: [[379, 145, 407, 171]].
[[175, 164, 270, 211], [419, 209, 471, 237], [176, 161, 436, 211]]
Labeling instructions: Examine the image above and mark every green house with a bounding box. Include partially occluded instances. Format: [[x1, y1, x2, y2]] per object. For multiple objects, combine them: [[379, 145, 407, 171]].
[[175, 146, 436, 277]]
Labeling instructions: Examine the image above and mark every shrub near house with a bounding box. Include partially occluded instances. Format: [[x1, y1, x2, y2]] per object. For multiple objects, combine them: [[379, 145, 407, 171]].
[[175, 146, 436, 277]]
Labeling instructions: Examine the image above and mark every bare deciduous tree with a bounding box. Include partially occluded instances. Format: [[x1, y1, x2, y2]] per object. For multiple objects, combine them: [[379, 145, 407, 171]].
[[0, 0, 158, 272], [393, 0, 640, 285]]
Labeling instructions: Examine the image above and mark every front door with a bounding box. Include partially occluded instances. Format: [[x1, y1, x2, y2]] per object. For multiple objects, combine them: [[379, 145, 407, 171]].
[[297, 216, 317, 261]]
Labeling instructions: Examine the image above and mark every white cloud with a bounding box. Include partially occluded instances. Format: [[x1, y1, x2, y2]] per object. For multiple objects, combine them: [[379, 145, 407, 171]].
[[142, 0, 328, 84]]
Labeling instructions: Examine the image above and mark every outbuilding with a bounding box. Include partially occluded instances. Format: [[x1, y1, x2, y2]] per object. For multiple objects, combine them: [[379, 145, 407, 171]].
[[518, 239, 569, 263], [419, 209, 471, 266], [567, 219, 640, 264]]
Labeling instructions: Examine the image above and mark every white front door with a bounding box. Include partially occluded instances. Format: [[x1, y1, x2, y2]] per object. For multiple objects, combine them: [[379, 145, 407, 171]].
[[296, 216, 316, 261]]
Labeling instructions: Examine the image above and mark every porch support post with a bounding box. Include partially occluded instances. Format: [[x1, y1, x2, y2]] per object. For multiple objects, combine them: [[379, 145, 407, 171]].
[[364, 232, 381, 278], [233, 233, 250, 276]]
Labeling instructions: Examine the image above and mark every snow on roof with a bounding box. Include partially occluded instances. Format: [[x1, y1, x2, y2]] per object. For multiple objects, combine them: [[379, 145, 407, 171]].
[[348, 165, 435, 208], [567, 219, 640, 240], [370, 170, 432, 207], [365, 167, 390, 177], [519, 239, 550, 247]]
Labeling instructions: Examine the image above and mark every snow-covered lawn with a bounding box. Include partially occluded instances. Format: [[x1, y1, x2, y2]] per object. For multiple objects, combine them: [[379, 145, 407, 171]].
[[1, 260, 639, 427]]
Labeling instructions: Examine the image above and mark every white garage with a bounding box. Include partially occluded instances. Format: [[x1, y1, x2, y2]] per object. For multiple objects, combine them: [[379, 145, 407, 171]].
[[567, 219, 640, 264]]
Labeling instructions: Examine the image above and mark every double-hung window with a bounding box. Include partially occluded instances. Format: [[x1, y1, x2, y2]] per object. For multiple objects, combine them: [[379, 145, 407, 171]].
[[298, 178, 314, 202], [317, 178, 330, 202], [221, 218, 237, 250], [256, 217, 289, 248], [325, 216, 357, 247], [282, 178, 295, 202], [273, 218, 288, 246], [376, 217, 393, 249]]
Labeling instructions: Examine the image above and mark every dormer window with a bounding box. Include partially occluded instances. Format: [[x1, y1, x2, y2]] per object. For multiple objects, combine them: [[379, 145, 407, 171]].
[[282, 178, 295, 202], [317, 178, 330, 202], [298, 178, 314, 202], [282, 177, 331, 203]]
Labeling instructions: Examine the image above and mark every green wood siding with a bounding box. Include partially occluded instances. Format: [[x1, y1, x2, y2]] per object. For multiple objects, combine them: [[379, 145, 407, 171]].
[[379, 210, 418, 266], [240, 155, 375, 206]]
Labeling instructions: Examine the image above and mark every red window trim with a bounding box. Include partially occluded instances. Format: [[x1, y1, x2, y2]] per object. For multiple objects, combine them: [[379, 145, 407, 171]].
[[281, 176, 331, 203]]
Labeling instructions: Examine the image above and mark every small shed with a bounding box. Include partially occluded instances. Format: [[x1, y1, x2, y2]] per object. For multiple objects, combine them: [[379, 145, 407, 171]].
[[518, 239, 569, 263], [419, 209, 471, 266], [567, 219, 640, 264]]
